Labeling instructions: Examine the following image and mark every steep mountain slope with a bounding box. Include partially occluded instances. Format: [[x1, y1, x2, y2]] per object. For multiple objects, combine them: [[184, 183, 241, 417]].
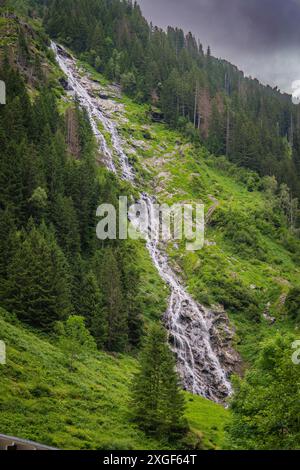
[[52, 42, 235, 403], [70, 53, 300, 365], [32, 0, 300, 200], [0, 309, 229, 450], [0, 8, 230, 450], [5, 0, 300, 198], [0, 2, 300, 451]]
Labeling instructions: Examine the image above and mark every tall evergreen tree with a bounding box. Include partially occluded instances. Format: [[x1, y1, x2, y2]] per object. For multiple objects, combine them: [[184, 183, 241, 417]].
[[100, 248, 128, 353], [132, 324, 187, 440], [118, 241, 143, 350], [0, 207, 16, 282], [51, 194, 80, 256], [73, 267, 108, 348], [2, 222, 71, 330]]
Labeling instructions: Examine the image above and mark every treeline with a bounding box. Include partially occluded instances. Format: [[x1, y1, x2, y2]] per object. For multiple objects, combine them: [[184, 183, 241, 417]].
[[19, 0, 300, 200], [0, 51, 143, 352]]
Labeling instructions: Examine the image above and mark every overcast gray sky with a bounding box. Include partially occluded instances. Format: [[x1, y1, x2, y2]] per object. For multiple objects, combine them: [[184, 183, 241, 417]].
[[137, 0, 300, 94]]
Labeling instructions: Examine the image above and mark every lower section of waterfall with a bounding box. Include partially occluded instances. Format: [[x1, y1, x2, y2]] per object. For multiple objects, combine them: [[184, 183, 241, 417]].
[[52, 42, 240, 404], [141, 194, 234, 403]]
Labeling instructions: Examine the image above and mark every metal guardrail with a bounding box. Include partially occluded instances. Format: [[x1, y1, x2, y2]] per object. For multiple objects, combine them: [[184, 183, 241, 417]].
[[0, 434, 57, 451]]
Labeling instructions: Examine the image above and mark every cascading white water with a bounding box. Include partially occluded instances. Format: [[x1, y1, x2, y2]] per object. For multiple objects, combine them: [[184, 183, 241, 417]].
[[52, 42, 232, 403], [51, 43, 134, 180]]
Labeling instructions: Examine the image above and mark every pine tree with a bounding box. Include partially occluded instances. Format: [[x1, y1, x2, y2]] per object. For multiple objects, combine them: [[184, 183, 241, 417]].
[[0, 207, 16, 282], [118, 241, 143, 349], [52, 194, 80, 256], [285, 287, 300, 322], [100, 248, 128, 352], [131, 324, 187, 440], [3, 222, 71, 330], [73, 266, 108, 348]]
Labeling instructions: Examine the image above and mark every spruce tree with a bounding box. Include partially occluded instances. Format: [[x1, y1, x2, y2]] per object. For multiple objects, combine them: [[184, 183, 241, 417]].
[[73, 268, 108, 348], [118, 241, 143, 350], [100, 248, 128, 353], [52, 194, 80, 256], [132, 324, 187, 440], [3, 222, 71, 330], [0, 207, 16, 282]]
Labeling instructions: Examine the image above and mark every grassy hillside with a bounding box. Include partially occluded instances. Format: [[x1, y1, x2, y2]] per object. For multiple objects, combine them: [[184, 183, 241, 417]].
[[1, 8, 299, 451], [74, 62, 300, 366], [0, 10, 231, 450], [125, 99, 300, 360], [0, 310, 229, 450]]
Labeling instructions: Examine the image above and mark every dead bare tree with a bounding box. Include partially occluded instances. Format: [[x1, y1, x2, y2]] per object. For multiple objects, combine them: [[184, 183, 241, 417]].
[[66, 107, 80, 159]]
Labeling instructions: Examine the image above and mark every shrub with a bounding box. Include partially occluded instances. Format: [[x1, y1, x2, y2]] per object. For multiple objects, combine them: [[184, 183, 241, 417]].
[[285, 288, 300, 322]]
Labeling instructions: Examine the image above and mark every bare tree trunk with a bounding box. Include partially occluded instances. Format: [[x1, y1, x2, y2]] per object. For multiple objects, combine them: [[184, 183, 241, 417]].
[[290, 113, 294, 149], [226, 108, 230, 156], [66, 107, 80, 159], [194, 82, 198, 127], [276, 122, 280, 137]]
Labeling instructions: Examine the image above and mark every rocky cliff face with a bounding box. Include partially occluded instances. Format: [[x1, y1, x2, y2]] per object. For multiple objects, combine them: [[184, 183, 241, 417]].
[[209, 305, 243, 378]]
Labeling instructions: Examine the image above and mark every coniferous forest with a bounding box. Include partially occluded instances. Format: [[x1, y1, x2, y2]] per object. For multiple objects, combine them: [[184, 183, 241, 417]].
[[0, 0, 299, 454]]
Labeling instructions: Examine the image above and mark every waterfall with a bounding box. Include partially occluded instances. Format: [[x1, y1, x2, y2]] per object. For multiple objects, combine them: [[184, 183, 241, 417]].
[[52, 42, 232, 403]]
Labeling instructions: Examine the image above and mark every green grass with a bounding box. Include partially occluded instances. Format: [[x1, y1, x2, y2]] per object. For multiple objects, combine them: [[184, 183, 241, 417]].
[[69, 55, 300, 367], [0, 15, 18, 47], [77, 61, 109, 87], [0, 310, 229, 450], [104, 79, 300, 364], [1, 25, 299, 450], [134, 240, 169, 322], [185, 394, 230, 450]]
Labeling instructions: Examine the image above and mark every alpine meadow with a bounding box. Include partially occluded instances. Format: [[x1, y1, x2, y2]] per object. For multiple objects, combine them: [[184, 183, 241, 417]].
[[0, 0, 299, 454]]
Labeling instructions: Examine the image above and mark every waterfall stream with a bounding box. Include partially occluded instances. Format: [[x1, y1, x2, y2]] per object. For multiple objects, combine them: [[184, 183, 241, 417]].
[[52, 42, 232, 403]]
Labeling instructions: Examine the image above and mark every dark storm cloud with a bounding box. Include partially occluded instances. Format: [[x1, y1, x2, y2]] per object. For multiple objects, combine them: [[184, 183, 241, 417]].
[[137, 0, 300, 93]]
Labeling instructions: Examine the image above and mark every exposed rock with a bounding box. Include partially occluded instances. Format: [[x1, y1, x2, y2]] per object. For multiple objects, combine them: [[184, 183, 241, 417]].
[[99, 92, 109, 100], [157, 171, 171, 181], [59, 76, 72, 91], [130, 138, 151, 151], [149, 106, 164, 122], [209, 305, 243, 377], [279, 293, 287, 307], [56, 44, 72, 59], [204, 240, 217, 247], [263, 302, 276, 324]]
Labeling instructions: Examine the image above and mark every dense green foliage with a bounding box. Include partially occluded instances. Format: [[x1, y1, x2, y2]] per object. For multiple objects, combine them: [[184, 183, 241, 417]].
[[0, 309, 229, 449], [226, 334, 300, 450], [57, 315, 97, 370], [0, 33, 147, 352], [17, 0, 300, 200], [131, 325, 187, 442], [1, 0, 300, 451], [285, 288, 300, 322], [4, 223, 72, 330]]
